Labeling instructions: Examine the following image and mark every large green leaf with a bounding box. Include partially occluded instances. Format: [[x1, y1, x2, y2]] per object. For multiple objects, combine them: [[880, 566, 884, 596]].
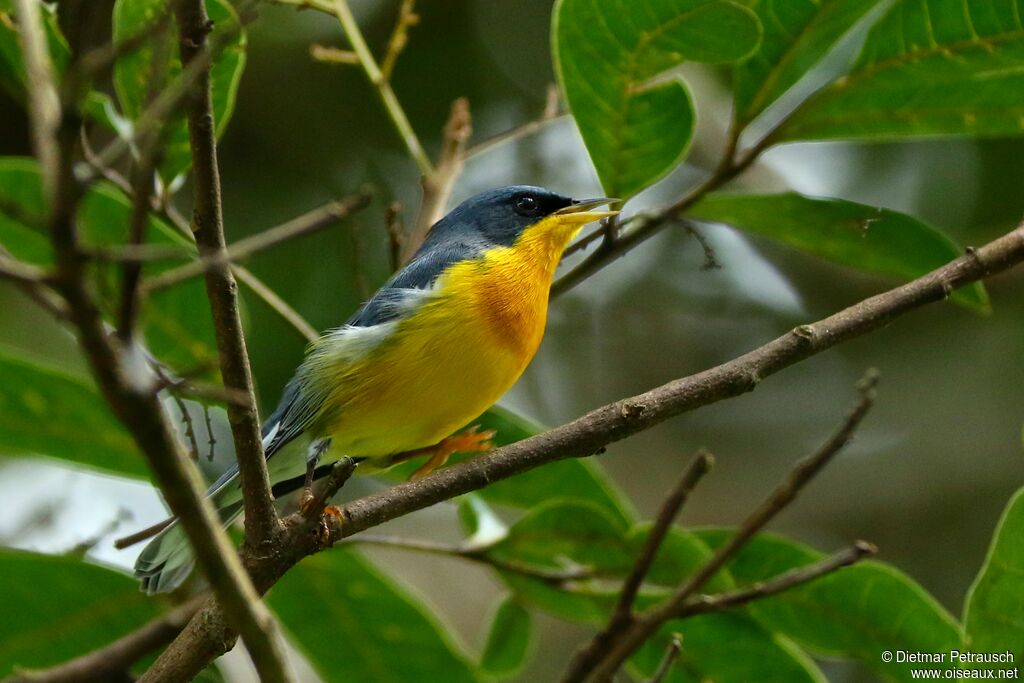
[[113, 0, 247, 180], [734, 0, 881, 124], [963, 487, 1024, 669], [0, 350, 144, 477], [553, 0, 762, 198], [0, 0, 69, 101], [479, 595, 532, 677], [630, 615, 826, 683], [0, 157, 219, 373], [775, 0, 1024, 141], [688, 191, 990, 311], [0, 549, 160, 676], [697, 529, 963, 682], [386, 405, 636, 525], [268, 547, 480, 683]]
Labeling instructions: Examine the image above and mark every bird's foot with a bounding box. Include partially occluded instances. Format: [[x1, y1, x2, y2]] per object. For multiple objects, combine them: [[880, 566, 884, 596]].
[[409, 426, 496, 480]]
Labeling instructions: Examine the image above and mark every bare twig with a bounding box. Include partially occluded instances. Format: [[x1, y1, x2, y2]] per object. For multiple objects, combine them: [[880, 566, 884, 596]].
[[233, 266, 319, 343], [0, 254, 50, 284], [144, 192, 371, 292], [676, 541, 876, 618], [647, 633, 682, 683], [405, 97, 471, 263], [563, 371, 880, 683], [5, 596, 206, 683], [116, 150, 160, 338], [165, 2, 293, 681], [344, 534, 595, 583], [73, 217, 1024, 681], [612, 451, 714, 626], [385, 200, 405, 273]]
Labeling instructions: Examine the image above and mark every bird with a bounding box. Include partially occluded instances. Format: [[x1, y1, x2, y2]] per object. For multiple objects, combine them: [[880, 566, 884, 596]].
[[132, 185, 617, 594]]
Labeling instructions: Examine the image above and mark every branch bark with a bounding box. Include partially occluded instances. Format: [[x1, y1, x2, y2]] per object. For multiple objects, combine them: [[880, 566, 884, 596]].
[[136, 216, 1024, 681]]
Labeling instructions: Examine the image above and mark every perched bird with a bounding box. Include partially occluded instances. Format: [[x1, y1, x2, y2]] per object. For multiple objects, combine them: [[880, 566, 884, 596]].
[[133, 185, 616, 593]]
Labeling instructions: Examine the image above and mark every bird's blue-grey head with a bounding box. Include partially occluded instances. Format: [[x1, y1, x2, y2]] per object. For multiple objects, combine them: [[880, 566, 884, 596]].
[[422, 185, 611, 249]]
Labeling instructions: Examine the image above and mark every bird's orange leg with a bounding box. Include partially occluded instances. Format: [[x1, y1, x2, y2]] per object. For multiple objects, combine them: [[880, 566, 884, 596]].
[[392, 426, 496, 480]]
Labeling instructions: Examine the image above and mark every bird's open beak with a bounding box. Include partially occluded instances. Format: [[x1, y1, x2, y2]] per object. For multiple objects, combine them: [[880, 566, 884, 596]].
[[555, 197, 620, 223]]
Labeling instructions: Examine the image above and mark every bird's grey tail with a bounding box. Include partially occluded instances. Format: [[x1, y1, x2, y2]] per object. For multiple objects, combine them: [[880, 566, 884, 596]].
[[134, 473, 244, 595]]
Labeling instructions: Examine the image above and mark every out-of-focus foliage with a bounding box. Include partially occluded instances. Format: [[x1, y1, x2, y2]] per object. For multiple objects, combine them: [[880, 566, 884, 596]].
[[0, 350, 143, 476], [0, 549, 160, 674], [479, 595, 533, 677], [688, 192, 990, 310], [268, 548, 480, 683], [777, 0, 1024, 141]]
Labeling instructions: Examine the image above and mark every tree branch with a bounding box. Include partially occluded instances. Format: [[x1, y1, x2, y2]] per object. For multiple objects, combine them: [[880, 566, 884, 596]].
[[563, 371, 879, 683], [13, 0, 60, 202], [646, 633, 682, 683], [170, 0, 279, 545], [132, 216, 1024, 681], [612, 451, 714, 626], [143, 192, 371, 291]]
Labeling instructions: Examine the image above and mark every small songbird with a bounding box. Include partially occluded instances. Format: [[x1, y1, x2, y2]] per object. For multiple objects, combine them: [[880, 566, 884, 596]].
[[134, 186, 616, 593]]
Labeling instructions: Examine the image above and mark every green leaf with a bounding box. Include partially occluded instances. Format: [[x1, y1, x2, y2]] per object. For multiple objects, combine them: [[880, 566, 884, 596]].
[[963, 487, 1024, 668], [630, 614, 826, 683], [0, 157, 219, 373], [386, 405, 636, 525], [697, 529, 963, 682], [0, 0, 69, 102], [0, 349, 144, 477], [553, 0, 762, 198], [688, 191, 990, 311], [734, 0, 882, 124], [480, 595, 532, 677], [268, 547, 480, 683], [775, 0, 1024, 141], [0, 549, 160, 676], [113, 0, 246, 180]]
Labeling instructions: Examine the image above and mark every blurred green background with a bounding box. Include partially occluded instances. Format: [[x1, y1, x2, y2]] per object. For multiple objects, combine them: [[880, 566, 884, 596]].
[[1, 0, 1022, 680]]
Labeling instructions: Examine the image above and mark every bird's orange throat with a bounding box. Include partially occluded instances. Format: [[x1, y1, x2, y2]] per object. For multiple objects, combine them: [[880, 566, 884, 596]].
[[460, 217, 582, 359]]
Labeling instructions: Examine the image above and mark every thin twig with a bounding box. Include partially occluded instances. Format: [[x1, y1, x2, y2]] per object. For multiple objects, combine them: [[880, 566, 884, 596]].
[[144, 192, 371, 292], [232, 266, 319, 343], [0, 254, 50, 284], [329, 0, 433, 176], [384, 200, 405, 273], [676, 541, 876, 618], [116, 149, 159, 338], [344, 534, 596, 583], [565, 371, 880, 683], [612, 451, 714, 626], [647, 633, 682, 683]]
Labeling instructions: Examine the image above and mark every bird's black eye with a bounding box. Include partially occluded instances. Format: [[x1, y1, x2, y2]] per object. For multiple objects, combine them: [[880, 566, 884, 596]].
[[514, 194, 540, 217]]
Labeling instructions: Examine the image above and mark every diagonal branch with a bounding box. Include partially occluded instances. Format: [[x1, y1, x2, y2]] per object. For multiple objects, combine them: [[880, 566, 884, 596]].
[[132, 216, 1024, 682]]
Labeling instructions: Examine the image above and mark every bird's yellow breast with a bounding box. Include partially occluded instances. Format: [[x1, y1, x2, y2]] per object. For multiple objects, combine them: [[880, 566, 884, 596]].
[[319, 216, 577, 459]]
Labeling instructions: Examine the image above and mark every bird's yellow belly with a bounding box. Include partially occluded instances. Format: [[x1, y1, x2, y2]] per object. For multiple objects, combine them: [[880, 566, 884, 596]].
[[321, 279, 547, 459]]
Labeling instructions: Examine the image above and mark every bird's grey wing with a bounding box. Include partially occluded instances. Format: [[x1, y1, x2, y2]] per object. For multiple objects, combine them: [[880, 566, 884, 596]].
[[259, 239, 484, 462]]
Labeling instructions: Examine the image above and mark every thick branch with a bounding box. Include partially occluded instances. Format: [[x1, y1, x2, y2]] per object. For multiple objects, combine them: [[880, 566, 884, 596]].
[[125, 218, 1024, 681]]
